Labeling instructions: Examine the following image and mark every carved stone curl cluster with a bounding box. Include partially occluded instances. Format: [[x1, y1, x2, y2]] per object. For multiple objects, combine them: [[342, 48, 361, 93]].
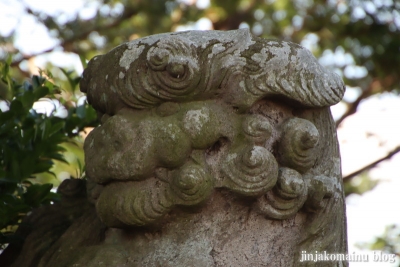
[[80, 29, 344, 227]]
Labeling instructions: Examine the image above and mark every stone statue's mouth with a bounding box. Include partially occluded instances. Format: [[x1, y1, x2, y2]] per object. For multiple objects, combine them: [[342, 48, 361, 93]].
[[88, 107, 336, 227]]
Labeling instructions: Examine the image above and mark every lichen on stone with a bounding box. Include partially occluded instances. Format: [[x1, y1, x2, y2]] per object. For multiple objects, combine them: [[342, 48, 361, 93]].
[[80, 29, 345, 228]]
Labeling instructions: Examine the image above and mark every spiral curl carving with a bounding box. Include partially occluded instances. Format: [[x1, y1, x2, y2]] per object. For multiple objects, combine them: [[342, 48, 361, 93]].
[[242, 114, 273, 144], [147, 45, 200, 93], [111, 37, 203, 109], [278, 118, 319, 173], [255, 168, 308, 220], [96, 161, 214, 227], [221, 145, 278, 197], [80, 30, 345, 229], [170, 162, 214, 205], [125, 189, 172, 226], [96, 180, 174, 227], [303, 175, 335, 213]]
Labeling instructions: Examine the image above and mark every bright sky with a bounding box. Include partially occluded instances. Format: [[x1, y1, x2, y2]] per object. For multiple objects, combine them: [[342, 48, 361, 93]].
[[1, 1, 399, 265], [339, 94, 400, 267]]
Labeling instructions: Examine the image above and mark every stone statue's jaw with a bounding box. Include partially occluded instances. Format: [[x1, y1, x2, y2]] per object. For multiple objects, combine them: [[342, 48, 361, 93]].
[[84, 99, 338, 229]]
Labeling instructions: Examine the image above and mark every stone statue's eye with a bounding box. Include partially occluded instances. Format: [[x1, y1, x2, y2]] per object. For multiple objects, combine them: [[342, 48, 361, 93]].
[[149, 53, 168, 70], [152, 54, 165, 64], [166, 62, 185, 78]]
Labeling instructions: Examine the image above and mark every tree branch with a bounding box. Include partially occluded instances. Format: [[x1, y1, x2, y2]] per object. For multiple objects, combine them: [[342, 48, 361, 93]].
[[10, 7, 139, 67], [213, 11, 253, 30], [343, 145, 400, 180], [335, 83, 374, 128], [212, 1, 256, 30]]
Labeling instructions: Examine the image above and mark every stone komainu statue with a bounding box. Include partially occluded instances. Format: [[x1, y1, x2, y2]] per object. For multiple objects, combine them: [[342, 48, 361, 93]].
[[1, 29, 347, 267]]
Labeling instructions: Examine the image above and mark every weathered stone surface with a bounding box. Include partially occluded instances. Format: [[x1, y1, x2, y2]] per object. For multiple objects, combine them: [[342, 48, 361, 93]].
[[1, 29, 347, 267]]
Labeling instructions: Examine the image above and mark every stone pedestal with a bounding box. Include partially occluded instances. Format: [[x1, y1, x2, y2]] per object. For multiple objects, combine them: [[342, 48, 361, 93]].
[[1, 29, 347, 267]]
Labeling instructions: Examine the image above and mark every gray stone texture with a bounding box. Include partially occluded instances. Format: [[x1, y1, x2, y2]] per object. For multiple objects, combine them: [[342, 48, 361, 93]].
[[1, 29, 347, 267]]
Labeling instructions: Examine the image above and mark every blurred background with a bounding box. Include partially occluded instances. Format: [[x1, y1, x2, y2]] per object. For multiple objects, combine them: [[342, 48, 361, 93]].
[[0, 0, 399, 266]]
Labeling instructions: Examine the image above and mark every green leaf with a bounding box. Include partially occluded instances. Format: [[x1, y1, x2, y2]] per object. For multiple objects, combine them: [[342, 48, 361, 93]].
[[6, 54, 12, 66], [34, 86, 49, 100], [9, 99, 24, 115], [20, 90, 34, 109], [0, 111, 14, 128], [79, 55, 87, 69], [0, 58, 96, 244], [19, 157, 36, 179], [42, 191, 61, 203], [1, 63, 9, 80], [22, 183, 53, 207], [0, 177, 16, 183], [47, 171, 57, 178], [44, 80, 61, 94], [48, 121, 65, 137], [48, 153, 68, 164], [76, 105, 86, 119], [11, 160, 21, 181], [32, 75, 46, 88], [22, 81, 33, 92], [54, 145, 67, 152], [32, 75, 41, 88], [40, 119, 51, 140], [59, 67, 80, 91], [33, 160, 53, 174]]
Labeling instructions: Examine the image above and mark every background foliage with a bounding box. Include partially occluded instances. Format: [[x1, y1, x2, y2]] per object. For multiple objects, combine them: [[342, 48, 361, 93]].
[[0, 58, 97, 248], [0, 0, 399, 258]]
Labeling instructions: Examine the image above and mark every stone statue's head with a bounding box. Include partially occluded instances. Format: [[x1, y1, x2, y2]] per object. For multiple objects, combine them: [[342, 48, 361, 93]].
[[80, 29, 345, 228]]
